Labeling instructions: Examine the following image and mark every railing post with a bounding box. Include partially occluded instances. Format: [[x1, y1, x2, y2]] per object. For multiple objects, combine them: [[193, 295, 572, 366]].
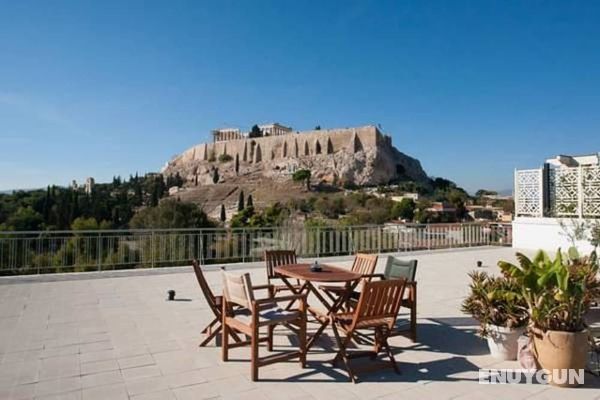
[[151, 231, 155, 268], [242, 228, 246, 263], [316, 227, 320, 258], [97, 233, 102, 271]]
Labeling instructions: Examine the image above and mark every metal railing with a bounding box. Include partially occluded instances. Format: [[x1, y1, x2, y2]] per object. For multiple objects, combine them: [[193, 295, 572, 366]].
[[0, 223, 512, 275]]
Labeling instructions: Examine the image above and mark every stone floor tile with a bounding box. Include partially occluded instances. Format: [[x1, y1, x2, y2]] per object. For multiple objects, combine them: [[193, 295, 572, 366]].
[[80, 359, 120, 375], [80, 370, 123, 389], [121, 364, 162, 381], [81, 382, 128, 400], [118, 353, 155, 370], [132, 389, 177, 400], [126, 375, 169, 396], [164, 369, 207, 389], [79, 349, 116, 364], [34, 376, 81, 398]]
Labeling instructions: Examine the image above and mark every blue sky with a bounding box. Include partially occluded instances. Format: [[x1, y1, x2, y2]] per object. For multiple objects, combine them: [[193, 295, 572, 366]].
[[1, 1, 599, 193]]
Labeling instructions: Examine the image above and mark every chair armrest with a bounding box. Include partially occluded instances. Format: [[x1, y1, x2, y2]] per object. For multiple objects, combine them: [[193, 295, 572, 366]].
[[364, 273, 385, 280], [251, 284, 273, 291], [254, 294, 307, 306]]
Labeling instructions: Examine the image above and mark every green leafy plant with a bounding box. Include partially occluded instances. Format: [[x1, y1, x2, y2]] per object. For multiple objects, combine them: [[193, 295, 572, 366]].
[[498, 248, 599, 332], [461, 271, 528, 337], [292, 169, 311, 190], [208, 150, 216, 162], [218, 154, 233, 163]]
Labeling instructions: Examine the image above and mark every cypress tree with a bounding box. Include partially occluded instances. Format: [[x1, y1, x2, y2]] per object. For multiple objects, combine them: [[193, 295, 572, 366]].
[[43, 185, 51, 222], [247, 194, 253, 208], [238, 190, 244, 211], [220, 204, 226, 222]]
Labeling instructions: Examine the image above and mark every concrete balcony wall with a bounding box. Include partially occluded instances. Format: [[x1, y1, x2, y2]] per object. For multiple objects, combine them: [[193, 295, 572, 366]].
[[512, 216, 595, 253]]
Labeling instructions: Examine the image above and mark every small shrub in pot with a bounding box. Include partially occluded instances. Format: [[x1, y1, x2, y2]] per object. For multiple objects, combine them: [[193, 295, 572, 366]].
[[461, 271, 528, 360]]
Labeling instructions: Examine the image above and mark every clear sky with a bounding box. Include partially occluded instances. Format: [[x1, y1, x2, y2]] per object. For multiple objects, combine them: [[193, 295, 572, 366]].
[[1, 1, 599, 193]]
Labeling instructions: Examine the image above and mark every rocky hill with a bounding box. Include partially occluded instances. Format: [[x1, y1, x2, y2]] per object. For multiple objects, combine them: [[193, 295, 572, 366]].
[[163, 125, 429, 219]]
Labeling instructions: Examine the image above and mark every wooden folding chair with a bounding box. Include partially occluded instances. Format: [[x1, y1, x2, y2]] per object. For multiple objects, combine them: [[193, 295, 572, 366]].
[[192, 260, 242, 347], [330, 278, 408, 383], [320, 253, 378, 306], [379, 256, 418, 342], [264, 250, 302, 294], [221, 271, 307, 381]]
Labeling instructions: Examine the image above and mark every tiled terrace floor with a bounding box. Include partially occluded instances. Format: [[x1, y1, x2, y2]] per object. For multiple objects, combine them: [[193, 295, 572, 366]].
[[0, 247, 599, 400]]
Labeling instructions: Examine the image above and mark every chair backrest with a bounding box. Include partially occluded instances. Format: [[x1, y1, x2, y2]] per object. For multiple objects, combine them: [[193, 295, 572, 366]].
[[264, 250, 297, 280], [192, 260, 219, 314], [351, 253, 378, 279], [353, 279, 407, 329], [383, 256, 417, 282], [222, 271, 255, 309]]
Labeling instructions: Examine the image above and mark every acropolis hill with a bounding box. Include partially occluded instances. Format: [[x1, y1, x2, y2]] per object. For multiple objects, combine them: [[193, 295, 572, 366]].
[[163, 124, 428, 216]]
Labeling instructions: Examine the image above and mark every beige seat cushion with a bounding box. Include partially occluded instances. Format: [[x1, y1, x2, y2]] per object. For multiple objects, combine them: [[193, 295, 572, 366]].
[[233, 304, 301, 326]]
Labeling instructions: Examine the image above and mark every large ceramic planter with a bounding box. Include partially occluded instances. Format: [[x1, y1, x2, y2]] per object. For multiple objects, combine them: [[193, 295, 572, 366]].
[[486, 324, 526, 360], [533, 328, 589, 387]]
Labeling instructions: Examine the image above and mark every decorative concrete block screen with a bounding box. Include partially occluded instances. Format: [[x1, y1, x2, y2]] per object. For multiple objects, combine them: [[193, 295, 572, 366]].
[[515, 165, 600, 218], [514, 168, 543, 217]]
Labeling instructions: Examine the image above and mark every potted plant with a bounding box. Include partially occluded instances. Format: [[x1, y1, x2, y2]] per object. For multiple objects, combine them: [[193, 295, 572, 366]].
[[462, 271, 528, 360], [499, 247, 600, 387]]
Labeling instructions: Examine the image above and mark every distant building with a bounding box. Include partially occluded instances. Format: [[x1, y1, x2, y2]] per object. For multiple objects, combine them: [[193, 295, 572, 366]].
[[259, 123, 293, 137], [212, 128, 245, 142], [391, 193, 419, 202], [71, 180, 78, 190], [211, 123, 293, 143], [427, 202, 456, 213], [514, 152, 600, 252], [545, 153, 599, 167], [85, 177, 95, 194], [497, 210, 513, 223]]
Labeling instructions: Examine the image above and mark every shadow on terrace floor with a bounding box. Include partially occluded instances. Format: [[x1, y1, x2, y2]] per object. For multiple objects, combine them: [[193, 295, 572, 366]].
[[258, 317, 486, 383]]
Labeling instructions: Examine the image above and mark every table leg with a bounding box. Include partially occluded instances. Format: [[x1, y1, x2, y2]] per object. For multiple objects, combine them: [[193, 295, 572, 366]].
[[306, 280, 360, 350], [278, 276, 309, 310]]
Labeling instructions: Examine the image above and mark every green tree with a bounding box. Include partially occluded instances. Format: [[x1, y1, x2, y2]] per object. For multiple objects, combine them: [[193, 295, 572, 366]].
[[230, 206, 255, 228], [238, 190, 245, 211], [218, 154, 233, 163], [247, 194, 254, 208], [129, 199, 213, 229], [248, 124, 263, 138], [292, 169, 311, 190], [5, 207, 43, 231], [71, 217, 110, 230], [220, 204, 226, 222], [475, 189, 498, 198], [391, 198, 416, 221]]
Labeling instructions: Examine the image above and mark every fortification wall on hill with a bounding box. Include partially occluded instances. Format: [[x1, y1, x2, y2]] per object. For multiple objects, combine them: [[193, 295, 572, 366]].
[[164, 124, 429, 189], [176, 125, 381, 165]]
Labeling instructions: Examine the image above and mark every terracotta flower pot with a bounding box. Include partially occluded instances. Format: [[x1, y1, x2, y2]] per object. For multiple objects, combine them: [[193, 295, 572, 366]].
[[532, 328, 589, 387], [486, 324, 525, 360]]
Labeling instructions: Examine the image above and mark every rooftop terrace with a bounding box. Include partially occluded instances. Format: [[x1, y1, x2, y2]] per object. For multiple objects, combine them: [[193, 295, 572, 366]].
[[1, 247, 599, 400]]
